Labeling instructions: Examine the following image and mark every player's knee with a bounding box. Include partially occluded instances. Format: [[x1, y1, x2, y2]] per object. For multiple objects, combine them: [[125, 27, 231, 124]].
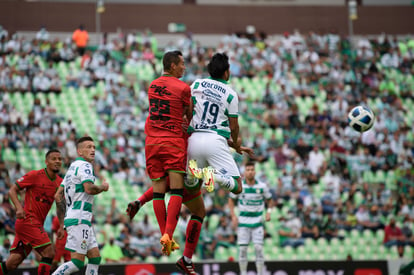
[[233, 178, 243, 194], [88, 256, 101, 265], [41, 247, 55, 259], [6, 254, 24, 271], [6, 260, 20, 271], [40, 257, 53, 265], [239, 245, 248, 261], [71, 258, 85, 270], [254, 244, 264, 260]]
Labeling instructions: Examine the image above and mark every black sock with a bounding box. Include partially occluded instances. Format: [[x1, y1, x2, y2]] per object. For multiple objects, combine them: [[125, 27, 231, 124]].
[[1, 261, 9, 274]]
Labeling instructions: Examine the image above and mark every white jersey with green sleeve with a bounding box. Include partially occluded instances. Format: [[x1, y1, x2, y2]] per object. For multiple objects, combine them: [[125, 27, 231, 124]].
[[189, 77, 239, 139], [230, 180, 272, 227], [61, 157, 96, 228]]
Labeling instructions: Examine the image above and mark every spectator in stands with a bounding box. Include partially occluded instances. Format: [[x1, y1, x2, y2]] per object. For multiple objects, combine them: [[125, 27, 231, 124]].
[[320, 213, 343, 241], [0, 238, 10, 262], [129, 228, 160, 261], [211, 215, 236, 251], [300, 211, 319, 239], [384, 217, 406, 257], [8, 163, 25, 188], [278, 210, 304, 248], [36, 26, 50, 42], [101, 238, 124, 263], [210, 189, 229, 216], [120, 238, 136, 262], [72, 24, 89, 56], [0, 161, 10, 195]]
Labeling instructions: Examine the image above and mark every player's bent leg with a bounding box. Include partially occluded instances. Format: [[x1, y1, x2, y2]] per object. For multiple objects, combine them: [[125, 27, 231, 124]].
[[213, 171, 242, 194], [86, 248, 101, 275], [51, 255, 84, 275], [2, 252, 25, 274], [238, 245, 248, 275], [36, 244, 54, 275], [254, 243, 265, 275]]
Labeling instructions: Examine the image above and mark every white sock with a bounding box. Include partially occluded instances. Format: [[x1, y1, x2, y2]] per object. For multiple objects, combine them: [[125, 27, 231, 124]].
[[52, 261, 79, 275], [214, 173, 236, 192], [255, 244, 265, 275], [239, 262, 248, 275], [239, 246, 248, 275], [86, 263, 99, 275], [256, 261, 264, 275], [184, 256, 192, 263]]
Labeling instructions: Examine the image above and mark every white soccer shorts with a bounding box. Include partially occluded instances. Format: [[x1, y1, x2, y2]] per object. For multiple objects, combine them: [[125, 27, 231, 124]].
[[237, 226, 264, 246], [65, 224, 98, 255], [187, 132, 240, 177]]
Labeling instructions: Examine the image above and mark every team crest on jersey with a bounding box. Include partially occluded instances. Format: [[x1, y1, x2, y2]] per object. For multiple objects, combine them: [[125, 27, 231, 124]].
[[81, 240, 87, 250]]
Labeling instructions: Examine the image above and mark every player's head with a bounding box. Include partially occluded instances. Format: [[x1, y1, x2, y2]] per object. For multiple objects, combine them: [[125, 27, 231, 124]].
[[244, 161, 256, 181], [162, 50, 185, 78], [76, 136, 95, 163], [45, 149, 62, 174], [207, 53, 230, 81]]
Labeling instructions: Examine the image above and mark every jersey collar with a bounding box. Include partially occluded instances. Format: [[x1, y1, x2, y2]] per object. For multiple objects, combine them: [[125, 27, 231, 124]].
[[208, 77, 228, 84], [44, 168, 56, 181], [75, 157, 86, 161]]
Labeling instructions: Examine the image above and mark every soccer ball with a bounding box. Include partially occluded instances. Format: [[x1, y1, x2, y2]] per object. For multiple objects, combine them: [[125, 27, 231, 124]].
[[348, 105, 375, 132]]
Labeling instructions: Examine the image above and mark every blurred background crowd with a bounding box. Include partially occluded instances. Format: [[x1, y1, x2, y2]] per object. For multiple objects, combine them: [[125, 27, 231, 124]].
[[0, 23, 413, 264]]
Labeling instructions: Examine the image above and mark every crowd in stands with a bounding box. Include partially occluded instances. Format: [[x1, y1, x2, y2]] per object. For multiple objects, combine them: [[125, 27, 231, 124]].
[[0, 23, 413, 264]]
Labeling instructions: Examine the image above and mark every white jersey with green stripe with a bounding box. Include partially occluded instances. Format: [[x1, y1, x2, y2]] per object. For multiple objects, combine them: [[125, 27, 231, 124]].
[[189, 77, 239, 138], [61, 157, 96, 228], [230, 180, 272, 227]]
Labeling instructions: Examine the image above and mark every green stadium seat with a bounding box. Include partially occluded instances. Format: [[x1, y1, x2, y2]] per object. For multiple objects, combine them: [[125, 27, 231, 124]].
[[363, 170, 375, 183], [208, 214, 220, 232], [214, 246, 229, 260], [376, 229, 385, 244], [2, 148, 16, 163], [145, 256, 158, 263]]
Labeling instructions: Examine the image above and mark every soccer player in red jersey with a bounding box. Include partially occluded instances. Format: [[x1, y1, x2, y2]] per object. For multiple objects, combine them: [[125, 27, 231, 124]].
[[144, 50, 192, 255], [51, 216, 70, 271], [0, 149, 63, 275]]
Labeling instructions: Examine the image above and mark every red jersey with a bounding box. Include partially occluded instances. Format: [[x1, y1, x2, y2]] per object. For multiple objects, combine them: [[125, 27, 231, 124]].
[[145, 75, 191, 138], [15, 169, 62, 226], [383, 225, 403, 243]]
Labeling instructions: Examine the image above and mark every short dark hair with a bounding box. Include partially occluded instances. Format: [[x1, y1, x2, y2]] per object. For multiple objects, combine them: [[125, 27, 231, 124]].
[[76, 136, 94, 149], [207, 53, 230, 79], [163, 50, 183, 71], [245, 161, 255, 168], [46, 149, 61, 159]]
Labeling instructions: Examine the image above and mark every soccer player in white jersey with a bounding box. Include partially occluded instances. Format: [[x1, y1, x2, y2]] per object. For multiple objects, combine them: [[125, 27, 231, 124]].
[[53, 136, 109, 275], [187, 52, 243, 194], [228, 162, 274, 275]]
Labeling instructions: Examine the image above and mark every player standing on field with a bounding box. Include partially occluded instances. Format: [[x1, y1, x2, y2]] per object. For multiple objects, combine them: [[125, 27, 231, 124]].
[[52, 136, 109, 275], [0, 149, 63, 275], [144, 50, 192, 256], [228, 161, 274, 275]]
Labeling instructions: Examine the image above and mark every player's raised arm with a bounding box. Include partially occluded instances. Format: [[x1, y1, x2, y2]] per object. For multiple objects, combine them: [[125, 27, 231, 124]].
[[83, 178, 109, 195]]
